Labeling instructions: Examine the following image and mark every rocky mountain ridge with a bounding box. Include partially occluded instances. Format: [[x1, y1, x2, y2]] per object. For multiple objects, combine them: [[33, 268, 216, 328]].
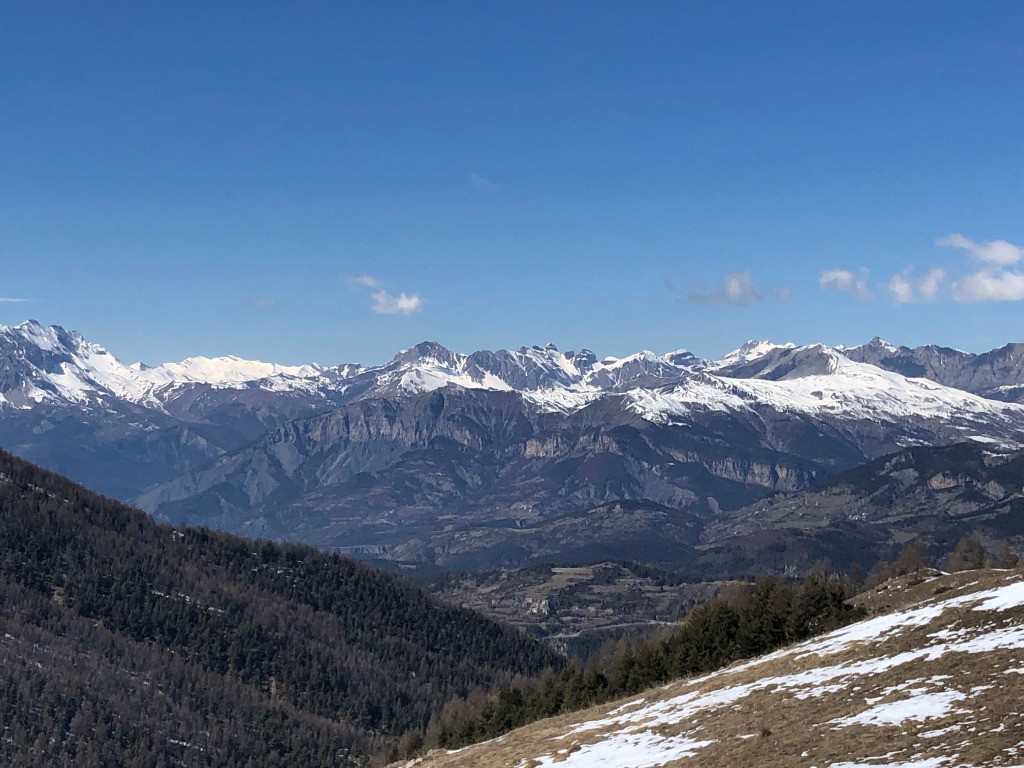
[[5, 320, 1024, 572]]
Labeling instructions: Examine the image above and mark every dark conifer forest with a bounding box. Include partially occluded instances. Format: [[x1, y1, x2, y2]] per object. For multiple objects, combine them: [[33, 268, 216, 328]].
[[0, 450, 561, 766]]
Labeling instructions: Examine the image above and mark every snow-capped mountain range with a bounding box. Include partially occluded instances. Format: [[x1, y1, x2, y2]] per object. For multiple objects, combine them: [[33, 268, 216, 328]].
[[4, 320, 1023, 421], [4, 320, 1024, 457], [0, 320, 708, 411], [6, 319, 1024, 568]]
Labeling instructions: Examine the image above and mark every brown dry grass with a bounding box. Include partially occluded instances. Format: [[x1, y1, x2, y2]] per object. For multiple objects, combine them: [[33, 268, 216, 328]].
[[393, 569, 1024, 768]]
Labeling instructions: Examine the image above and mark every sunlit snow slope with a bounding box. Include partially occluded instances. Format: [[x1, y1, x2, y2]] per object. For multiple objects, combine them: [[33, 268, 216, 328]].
[[403, 570, 1024, 768]]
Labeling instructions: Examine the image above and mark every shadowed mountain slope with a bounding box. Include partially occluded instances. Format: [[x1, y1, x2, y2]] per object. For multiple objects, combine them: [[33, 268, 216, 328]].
[[0, 451, 560, 766]]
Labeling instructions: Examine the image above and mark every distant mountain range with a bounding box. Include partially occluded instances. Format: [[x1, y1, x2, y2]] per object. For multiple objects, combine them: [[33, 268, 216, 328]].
[[3, 319, 1024, 571]]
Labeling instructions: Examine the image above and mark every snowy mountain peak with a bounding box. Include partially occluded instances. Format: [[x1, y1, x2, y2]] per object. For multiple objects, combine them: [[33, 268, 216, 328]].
[[663, 348, 703, 368], [849, 336, 906, 355], [712, 339, 797, 370], [390, 341, 463, 368]]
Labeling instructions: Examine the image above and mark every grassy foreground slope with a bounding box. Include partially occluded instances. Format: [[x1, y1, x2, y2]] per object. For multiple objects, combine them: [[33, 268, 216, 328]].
[[399, 569, 1024, 768], [0, 450, 561, 766]]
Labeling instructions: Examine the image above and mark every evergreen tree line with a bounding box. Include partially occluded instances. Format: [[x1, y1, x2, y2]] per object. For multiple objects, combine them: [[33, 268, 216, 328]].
[[0, 450, 561, 765], [857, 535, 1020, 590], [431, 573, 864, 752]]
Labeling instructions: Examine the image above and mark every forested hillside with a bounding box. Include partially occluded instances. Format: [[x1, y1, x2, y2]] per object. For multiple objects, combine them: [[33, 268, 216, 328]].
[[434, 574, 864, 749], [0, 451, 561, 766]]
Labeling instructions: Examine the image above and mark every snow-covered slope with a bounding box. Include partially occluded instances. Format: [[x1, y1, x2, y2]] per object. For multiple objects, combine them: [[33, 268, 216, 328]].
[[136, 356, 324, 388], [625, 346, 1024, 449], [403, 570, 1024, 768], [0, 320, 338, 408]]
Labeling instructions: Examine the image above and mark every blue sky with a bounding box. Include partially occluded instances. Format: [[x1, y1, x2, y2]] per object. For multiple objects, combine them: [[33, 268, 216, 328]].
[[2, 2, 1023, 365]]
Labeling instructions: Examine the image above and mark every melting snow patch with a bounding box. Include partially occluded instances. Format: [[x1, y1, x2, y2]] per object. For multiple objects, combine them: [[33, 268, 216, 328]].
[[522, 731, 714, 768], [831, 689, 966, 728], [793, 604, 949, 659], [920, 724, 962, 738], [606, 698, 645, 716], [967, 581, 1024, 612], [570, 683, 756, 734], [499, 576, 1023, 768], [829, 760, 952, 768]]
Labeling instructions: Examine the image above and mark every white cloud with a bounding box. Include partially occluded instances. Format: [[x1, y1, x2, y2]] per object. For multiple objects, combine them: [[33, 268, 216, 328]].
[[888, 273, 914, 304], [935, 234, 1024, 302], [919, 268, 945, 299], [952, 270, 1024, 302], [371, 290, 423, 315], [688, 271, 767, 306], [887, 268, 945, 304], [346, 274, 424, 315], [252, 297, 274, 309], [347, 274, 382, 289], [819, 268, 872, 300], [0, 297, 27, 303], [938, 233, 1023, 266]]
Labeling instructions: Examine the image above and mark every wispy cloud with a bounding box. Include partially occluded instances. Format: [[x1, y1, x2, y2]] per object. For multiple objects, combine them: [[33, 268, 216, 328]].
[[688, 271, 761, 306], [346, 274, 383, 289], [468, 172, 500, 192], [938, 233, 1023, 266], [371, 290, 422, 315], [887, 268, 945, 304], [345, 274, 424, 315], [819, 268, 872, 300], [938, 234, 1024, 302], [252, 297, 274, 309], [0, 297, 27, 303], [685, 270, 787, 306]]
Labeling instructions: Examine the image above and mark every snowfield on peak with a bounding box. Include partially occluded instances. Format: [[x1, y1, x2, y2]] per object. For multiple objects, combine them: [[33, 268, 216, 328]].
[[623, 347, 1024, 450], [136, 356, 325, 387]]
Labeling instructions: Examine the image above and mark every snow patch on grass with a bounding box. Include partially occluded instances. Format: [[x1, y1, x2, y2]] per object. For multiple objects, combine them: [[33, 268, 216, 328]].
[[521, 731, 714, 768]]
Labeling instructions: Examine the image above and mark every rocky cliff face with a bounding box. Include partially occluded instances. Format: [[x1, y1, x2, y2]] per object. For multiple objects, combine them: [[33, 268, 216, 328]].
[[137, 386, 868, 569], [7, 321, 1024, 572]]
